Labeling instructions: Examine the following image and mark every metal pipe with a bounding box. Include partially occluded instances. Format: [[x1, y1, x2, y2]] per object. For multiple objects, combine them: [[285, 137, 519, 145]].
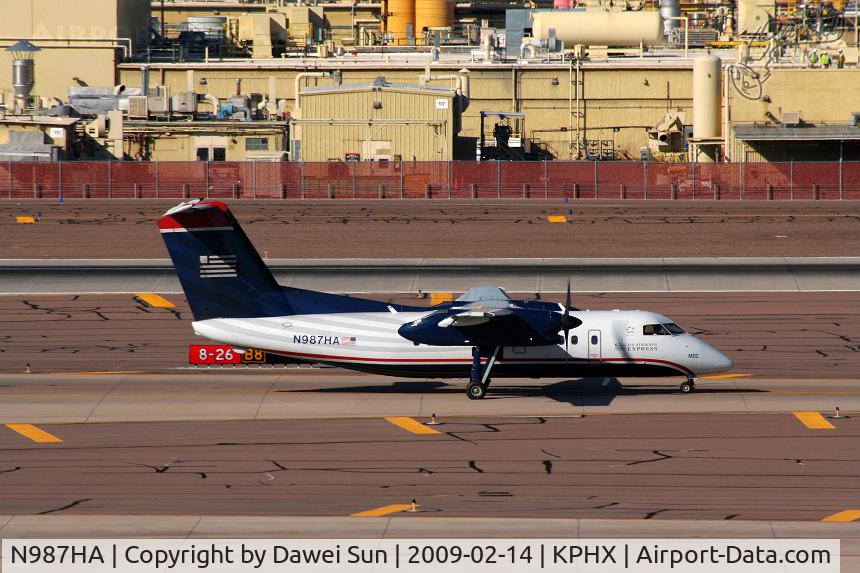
[[418, 69, 470, 113], [575, 58, 581, 160], [293, 72, 329, 115], [511, 68, 516, 112], [141, 65, 150, 96], [568, 55, 573, 159], [723, 64, 730, 162], [0, 38, 133, 59], [418, 71, 463, 94]]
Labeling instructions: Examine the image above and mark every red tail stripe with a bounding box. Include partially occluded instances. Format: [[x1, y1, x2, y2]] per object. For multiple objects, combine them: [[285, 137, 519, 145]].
[[157, 208, 232, 230]]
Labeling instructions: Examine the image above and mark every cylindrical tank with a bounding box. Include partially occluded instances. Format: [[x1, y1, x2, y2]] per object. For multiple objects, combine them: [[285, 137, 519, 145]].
[[387, 0, 416, 45], [415, 0, 453, 43], [692, 54, 721, 140], [531, 11, 664, 47], [659, 0, 681, 32], [12, 60, 35, 100]]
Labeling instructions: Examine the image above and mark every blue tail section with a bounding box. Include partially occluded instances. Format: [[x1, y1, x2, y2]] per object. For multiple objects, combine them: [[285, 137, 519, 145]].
[[158, 200, 293, 321], [159, 200, 432, 321]]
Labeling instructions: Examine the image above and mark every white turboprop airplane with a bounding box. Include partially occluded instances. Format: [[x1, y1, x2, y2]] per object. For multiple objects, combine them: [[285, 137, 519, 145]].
[[159, 199, 733, 399]]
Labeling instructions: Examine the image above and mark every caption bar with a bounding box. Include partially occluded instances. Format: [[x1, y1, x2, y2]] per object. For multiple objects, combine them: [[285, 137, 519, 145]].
[[1, 539, 839, 573]]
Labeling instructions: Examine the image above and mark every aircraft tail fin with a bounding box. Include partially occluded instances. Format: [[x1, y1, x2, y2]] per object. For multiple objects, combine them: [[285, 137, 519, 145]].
[[158, 199, 292, 321]]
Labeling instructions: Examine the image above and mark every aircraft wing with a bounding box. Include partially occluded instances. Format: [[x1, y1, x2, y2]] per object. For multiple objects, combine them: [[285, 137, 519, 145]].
[[455, 286, 511, 303]]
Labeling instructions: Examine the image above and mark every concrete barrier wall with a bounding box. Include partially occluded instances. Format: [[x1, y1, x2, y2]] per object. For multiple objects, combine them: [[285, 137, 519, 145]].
[[2, 257, 859, 294]]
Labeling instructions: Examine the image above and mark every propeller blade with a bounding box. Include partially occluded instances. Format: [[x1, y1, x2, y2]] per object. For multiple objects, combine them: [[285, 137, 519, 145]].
[[563, 275, 572, 356], [565, 276, 571, 312]]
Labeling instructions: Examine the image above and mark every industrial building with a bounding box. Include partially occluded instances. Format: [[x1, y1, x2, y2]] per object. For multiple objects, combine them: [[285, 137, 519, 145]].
[[291, 75, 464, 161], [0, 0, 151, 101], [0, 0, 857, 163], [117, 119, 289, 162], [0, 115, 79, 161]]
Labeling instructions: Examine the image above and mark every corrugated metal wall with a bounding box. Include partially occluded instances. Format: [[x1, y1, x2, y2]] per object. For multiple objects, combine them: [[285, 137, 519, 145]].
[[297, 88, 455, 161]]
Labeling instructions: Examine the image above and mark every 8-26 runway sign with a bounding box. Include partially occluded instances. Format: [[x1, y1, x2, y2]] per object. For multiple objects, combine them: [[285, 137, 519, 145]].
[[189, 345, 267, 365]]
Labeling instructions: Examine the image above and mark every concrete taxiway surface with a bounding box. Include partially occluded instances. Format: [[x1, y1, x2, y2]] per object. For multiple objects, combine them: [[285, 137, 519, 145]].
[[1, 287, 857, 550], [2, 292, 857, 377], [3, 200, 860, 259], [1, 374, 860, 423], [0, 414, 857, 521]]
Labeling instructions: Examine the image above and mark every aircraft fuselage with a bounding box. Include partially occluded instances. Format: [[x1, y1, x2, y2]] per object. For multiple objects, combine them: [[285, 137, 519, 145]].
[[192, 308, 733, 380]]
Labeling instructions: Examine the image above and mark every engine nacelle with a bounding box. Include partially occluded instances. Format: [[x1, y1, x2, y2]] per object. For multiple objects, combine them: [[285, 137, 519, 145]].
[[398, 306, 580, 347]]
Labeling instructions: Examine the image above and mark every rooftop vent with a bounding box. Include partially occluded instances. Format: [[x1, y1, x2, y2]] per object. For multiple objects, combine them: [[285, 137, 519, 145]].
[[782, 111, 801, 126]]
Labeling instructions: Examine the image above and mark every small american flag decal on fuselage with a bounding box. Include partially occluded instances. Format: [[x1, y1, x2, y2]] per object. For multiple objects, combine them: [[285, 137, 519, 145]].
[[200, 254, 238, 278]]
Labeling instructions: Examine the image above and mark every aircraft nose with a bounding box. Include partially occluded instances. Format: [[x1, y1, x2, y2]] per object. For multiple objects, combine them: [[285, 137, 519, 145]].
[[704, 345, 733, 373]]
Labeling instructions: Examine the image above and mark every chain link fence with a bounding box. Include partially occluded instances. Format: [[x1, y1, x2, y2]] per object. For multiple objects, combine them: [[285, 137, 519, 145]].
[[4, 161, 859, 200]]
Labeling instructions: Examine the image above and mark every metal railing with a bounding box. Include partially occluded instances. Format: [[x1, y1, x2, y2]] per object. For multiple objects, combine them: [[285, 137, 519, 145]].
[[4, 160, 860, 200]]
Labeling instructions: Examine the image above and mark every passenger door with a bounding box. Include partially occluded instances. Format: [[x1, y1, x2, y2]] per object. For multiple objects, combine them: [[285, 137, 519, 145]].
[[588, 330, 601, 360]]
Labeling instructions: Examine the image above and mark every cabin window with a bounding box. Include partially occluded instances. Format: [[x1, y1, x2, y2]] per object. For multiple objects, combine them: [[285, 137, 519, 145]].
[[570, 335, 578, 345], [643, 324, 671, 336], [590, 335, 597, 345], [663, 323, 685, 334]]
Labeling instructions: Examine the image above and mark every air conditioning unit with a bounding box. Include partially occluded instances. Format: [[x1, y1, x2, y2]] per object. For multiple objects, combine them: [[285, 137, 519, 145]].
[[148, 95, 170, 114], [127, 96, 149, 119], [782, 111, 801, 126], [229, 95, 250, 109], [172, 91, 197, 114]]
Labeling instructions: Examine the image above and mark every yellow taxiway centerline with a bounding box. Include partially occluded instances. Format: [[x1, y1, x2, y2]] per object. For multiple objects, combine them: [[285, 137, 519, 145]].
[[699, 373, 753, 380], [793, 412, 835, 430], [351, 504, 417, 517], [385, 417, 441, 435], [5, 424, 63, 443], [821, 510, 860, 522], [57, 371, 145, 375], [134, 293, 176, 308], [547, 215, 568, 223]]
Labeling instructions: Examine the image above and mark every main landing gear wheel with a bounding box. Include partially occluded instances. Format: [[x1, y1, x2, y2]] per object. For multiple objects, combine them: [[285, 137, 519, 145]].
[[467, 382, 487, 400], [467, 345, 499, 400], [679, 380, 695, 394]]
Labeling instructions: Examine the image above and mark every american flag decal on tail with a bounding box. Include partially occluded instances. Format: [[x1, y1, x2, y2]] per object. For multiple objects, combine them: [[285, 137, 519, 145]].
[[200, 255, 238, 278]]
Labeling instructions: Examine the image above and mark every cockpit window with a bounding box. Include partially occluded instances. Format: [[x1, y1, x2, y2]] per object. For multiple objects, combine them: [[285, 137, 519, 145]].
[[662, 323, 685, 335], [643, 324, 670, 336]]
